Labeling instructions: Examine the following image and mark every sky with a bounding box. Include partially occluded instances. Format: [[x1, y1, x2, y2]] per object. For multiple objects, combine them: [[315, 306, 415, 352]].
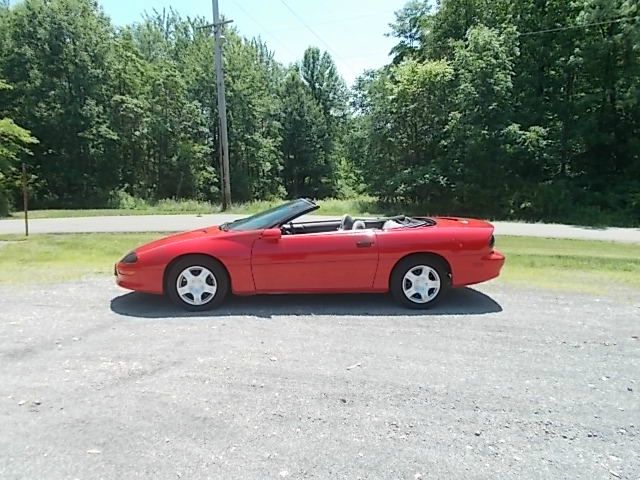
[[98, 0, 409, 85]]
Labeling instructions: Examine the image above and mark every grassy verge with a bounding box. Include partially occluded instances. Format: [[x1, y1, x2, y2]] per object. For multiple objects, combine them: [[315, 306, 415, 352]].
[[0, 233, 159, 283], [496, 236, 640, 293], [0, 233, 638, 294], [4, 197, 381, 220]]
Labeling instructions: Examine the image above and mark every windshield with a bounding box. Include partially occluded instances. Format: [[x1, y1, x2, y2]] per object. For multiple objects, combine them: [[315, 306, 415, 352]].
[[221, 199, 317, 231]]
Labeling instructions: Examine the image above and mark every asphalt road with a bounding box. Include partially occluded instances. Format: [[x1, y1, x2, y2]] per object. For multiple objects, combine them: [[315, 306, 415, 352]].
[[0, 279, 638, 479], [1, 214, 639, 242]]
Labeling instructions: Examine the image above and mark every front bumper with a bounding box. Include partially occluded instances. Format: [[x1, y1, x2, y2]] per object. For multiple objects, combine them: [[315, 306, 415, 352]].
[[114, 262, 164, 295]]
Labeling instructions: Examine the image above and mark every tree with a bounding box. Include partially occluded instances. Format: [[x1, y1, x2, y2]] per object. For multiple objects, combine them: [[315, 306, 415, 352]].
[[0, 0, 637, 225], [388, 0, 431, 63], [356, 0, 640, 224], [0, 80, 38, 215], [225, 34, 285, 201], [280, 67, 331, 198], [298, 47, 349, 197], [0, 0, 115, 206]]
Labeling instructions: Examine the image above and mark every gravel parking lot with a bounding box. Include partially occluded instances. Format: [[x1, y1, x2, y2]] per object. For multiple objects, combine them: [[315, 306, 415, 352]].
[[0, 280, 638, 479]]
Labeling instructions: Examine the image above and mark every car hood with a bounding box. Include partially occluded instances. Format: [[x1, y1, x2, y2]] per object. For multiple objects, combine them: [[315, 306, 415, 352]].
[[134, 226, 225, 253]]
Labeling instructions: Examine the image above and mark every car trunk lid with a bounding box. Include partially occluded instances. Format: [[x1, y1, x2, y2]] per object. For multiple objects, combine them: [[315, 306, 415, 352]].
[[432, 216, 494, 230]]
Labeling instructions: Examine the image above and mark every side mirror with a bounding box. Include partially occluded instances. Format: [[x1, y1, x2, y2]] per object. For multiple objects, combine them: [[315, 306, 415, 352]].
[[261, 228, 282, 242]]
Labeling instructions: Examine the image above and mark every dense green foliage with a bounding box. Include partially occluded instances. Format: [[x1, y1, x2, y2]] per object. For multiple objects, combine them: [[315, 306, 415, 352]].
[[0, 0, 347, 209], [0, 0, 638, 225], [353, 0, 640, 224], [0, 79, 38, 216]]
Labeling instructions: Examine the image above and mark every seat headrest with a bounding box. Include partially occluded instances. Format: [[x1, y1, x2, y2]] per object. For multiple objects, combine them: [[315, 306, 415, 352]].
[[340, 214, 354, 230], [352, 220, 366, 230]]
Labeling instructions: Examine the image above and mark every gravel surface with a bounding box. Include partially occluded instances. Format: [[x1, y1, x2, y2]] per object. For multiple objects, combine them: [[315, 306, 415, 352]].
[[0, 279, 639, 479], [1, 214, 639, 243]]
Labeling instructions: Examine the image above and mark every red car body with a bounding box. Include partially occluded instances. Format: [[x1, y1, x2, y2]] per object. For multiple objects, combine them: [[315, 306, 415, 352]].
[[115, 201, 504, 304]]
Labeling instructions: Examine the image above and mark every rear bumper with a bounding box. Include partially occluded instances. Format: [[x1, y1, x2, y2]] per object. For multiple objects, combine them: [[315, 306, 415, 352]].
[[452, 249, 505, 287], [481, 249, 506, 281]]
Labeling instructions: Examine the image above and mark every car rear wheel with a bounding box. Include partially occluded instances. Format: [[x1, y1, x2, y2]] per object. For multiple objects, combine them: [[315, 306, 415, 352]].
[[166, 255, 229, 311], [390, 255, 451, 309]]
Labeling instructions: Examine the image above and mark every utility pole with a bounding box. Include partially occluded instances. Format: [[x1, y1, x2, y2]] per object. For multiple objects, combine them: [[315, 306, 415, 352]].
[[22, 162, 28, 237], [211, 0, 232, 210]]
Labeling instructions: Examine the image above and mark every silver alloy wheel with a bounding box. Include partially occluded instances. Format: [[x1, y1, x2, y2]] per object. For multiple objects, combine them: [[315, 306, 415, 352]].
[[175, 265, 217, 306], [402, 265, 441, 304]]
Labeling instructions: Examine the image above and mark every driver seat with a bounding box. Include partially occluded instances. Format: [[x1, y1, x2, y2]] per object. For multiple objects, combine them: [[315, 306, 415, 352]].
[[339, 214, 354, 230]]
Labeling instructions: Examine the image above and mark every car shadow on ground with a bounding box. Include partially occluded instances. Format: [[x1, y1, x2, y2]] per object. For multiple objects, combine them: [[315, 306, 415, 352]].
[[110, 287, 502, 319]]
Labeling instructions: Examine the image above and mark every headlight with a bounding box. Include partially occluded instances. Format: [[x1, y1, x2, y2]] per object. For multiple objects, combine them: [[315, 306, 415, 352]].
[[121, 252, 138, 264]]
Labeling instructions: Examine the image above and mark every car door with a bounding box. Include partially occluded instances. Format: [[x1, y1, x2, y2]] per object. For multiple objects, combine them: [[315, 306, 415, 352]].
[[251, 229, 379, 293]]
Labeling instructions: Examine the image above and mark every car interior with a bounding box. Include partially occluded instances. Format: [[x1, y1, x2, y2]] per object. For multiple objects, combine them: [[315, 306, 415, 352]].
[[280, 214, 435, 235]]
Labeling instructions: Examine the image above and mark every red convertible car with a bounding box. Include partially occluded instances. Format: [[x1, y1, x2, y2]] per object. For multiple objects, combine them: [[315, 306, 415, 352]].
[[115, 198, 505, 310]]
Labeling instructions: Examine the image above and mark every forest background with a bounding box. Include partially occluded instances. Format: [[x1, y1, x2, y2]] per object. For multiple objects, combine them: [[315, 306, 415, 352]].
[[0, 0, 638, 226]]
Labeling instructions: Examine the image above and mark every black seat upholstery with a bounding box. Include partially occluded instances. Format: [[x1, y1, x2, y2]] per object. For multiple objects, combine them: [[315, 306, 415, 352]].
[[340, 214, 354, 230]]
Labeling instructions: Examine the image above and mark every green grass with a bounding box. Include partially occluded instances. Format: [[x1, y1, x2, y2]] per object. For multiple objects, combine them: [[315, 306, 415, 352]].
[[0, 233, 159, 283], [496, 236, 640, 293], [0, 233, 638, 294], [5, 196, 381, 220], [7, 199, 217, 219]]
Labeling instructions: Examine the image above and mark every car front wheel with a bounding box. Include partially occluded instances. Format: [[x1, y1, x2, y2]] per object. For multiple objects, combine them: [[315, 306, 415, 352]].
[[390, 255, 451, 309], [166, 255, 229, 311]]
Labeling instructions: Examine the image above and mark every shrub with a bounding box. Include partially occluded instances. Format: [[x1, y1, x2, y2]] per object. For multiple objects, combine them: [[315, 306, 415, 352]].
[[107, 189, 150, 210]]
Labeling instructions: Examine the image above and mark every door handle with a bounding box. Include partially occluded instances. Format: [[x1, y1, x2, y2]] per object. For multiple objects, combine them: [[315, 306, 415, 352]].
[[356, 240, 374, 248]]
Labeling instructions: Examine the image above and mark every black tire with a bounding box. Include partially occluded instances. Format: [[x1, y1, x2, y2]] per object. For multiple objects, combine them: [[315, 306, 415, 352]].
[[165, 255, 229, 311], [390, 254, 451, 309]]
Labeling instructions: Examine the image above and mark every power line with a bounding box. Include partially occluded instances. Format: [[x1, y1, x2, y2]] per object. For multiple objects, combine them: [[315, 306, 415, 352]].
[[230, 0, 298, 58], [278, 0, 357, 81], [268, 12, 391, 32], [518, 14, 640, 36], [278, 0, 346, 63]]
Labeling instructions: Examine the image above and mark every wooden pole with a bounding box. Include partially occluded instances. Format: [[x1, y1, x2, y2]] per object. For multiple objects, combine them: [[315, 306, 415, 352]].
[[196, 9, 233, 211], [22, 162, 28, 237], [211, 0, 232, 210]]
